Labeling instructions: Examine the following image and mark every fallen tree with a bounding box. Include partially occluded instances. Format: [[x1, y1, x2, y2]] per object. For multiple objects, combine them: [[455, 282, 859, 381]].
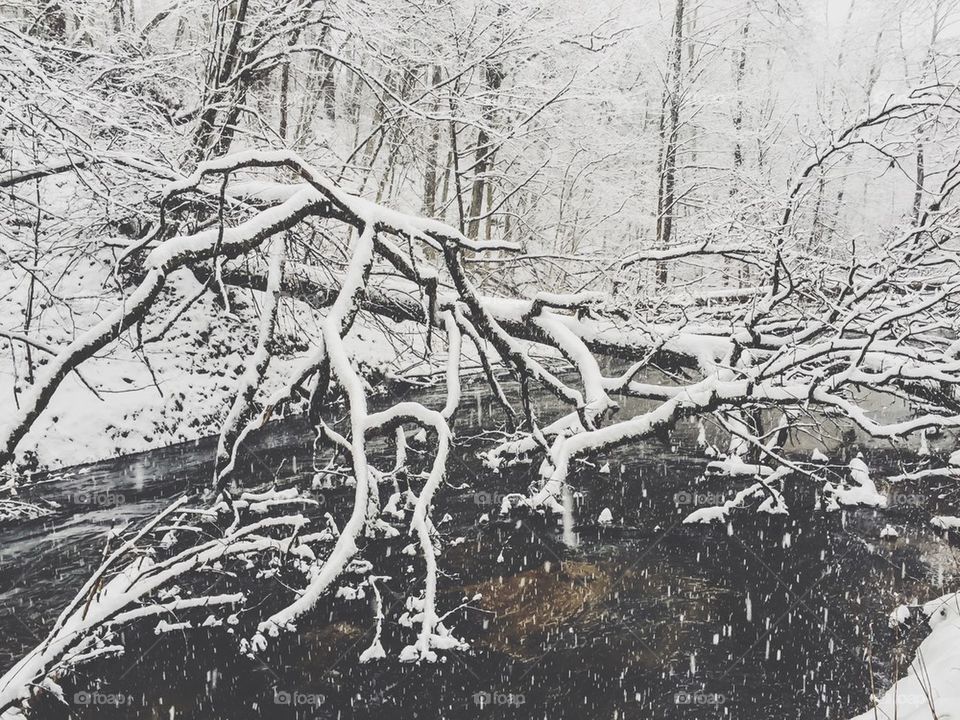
[[3, 87, 960, 716]]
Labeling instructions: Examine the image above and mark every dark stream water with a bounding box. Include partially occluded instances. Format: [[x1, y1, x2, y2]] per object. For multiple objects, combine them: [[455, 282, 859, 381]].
[[1, 379, 959, 719]]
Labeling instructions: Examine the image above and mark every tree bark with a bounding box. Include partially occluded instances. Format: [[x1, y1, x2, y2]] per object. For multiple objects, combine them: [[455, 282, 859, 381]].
[[655, 0, 685, 286], [423, 66, 443, 217], [467, 62, 505, 238], [912, 145, 925, 225], [190, 0, 251, 163], [732, 16, 749, 286]]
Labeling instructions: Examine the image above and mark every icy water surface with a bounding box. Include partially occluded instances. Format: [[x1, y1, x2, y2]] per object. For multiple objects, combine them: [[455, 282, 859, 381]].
[[1, 380, 958, 719]]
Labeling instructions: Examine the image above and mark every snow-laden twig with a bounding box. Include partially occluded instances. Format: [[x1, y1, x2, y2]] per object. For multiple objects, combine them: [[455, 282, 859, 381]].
[[254, 224, 377, 641], [441, 311, 462, 420], [683, 467, 791, 524], [215, 237, 287, 488], [0, 496, 308, 715]]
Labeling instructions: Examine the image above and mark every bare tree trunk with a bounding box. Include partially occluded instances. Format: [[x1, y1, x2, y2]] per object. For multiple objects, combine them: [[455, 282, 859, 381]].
[[830, 31, 883, 242], [422, 66, 443, 217], [190, 0, 251, 162], [319, 57, 337, 121], [279, 27, 307, 142], [449, 119, 466, 234], [685, 0, 698, 168], [807, 0, 855, 252], [24, 180, 40, 384], [295, 33, 328, 144], [112, 0, 133, 33], [174, 14, 189, 47], [655, 0, 685, 286], [37, 1, 66, 39], [467, 62, 504, 238], [485, 180, 495, 242], [363, 71, 390, 171], [440, 148, 453, 212], [732, 20, 748, 173], [909, 1, 946, 225], [912, 145, 925, 225], [347, 59, 365, 126], [809, 175, 825, 251], [732, 16, 749, 287]]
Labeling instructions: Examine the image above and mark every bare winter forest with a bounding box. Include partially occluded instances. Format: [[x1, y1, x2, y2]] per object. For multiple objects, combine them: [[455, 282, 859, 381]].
[[2, 0, 960, 718]]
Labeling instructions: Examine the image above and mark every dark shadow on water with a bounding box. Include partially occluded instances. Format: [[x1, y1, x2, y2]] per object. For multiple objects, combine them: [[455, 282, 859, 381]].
[[1, 380, 958, 719]]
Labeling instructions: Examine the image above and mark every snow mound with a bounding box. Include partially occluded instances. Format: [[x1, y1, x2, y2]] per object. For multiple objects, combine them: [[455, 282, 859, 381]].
[[704, 455, 773, 477], [684, 469, 790, 524], [888, 604, 912, 628], [931, 516, 960, 531], [850, 593, 960, 719], [824, 455, 886, 509], [683, 506, 729, 524]]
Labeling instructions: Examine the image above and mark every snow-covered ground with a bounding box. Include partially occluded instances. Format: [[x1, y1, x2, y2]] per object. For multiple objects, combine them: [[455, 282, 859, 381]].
[[0, 252, 426, 472]]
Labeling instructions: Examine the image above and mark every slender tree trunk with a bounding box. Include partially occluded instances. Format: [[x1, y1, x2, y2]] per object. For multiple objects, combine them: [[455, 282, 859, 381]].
[[449, 119, 466, 233], [912, 145, 925, 225], [279, 26, 307, 143], [485, 180, 495, 242], [24, 181, 40, 384], [38, 1, 66, 39], [732, 20, 748, 174], [191, 0, 251, 163], [112, 0, 132, 34], [174, 13, 189, 47], [685, 1, 697, 167], [467, 63, 504, 238], [422, 66, 443, 217], [907, 1, 945, 225], [830, 31, 882, 243], [376, 68, 416, 202], [732, 17, 749, 287], [655, 0, 685, 286], [348, 62, 365, 125], [440, 149, 453, 211], [809, 175, 825, 251], [363, 71, 390, 170], [319, 57, 337, 121], [295, 34, 328, 144]]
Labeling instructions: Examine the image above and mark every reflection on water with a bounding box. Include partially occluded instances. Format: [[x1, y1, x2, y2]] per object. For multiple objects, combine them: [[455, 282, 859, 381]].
[[0, 379, 958, 719], [458, 559, 613, 659]]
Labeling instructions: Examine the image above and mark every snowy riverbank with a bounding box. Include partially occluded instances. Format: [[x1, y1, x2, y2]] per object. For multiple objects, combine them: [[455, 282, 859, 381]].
[[0, 257, 426, 474]]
